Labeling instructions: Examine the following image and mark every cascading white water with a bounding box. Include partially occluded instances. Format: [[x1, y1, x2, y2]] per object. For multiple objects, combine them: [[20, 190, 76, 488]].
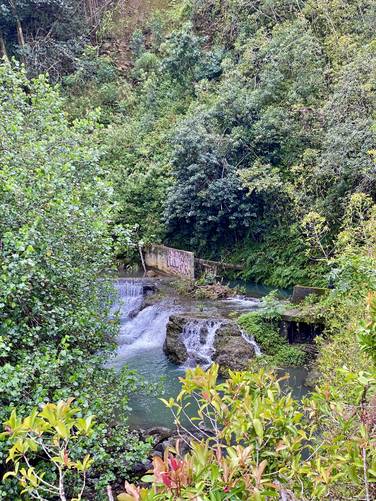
[[109, 279, 176, 368], [115, 279, 144, 319], [109, 279, 262, 371], [241, 331, 262, 356], [105, 277, 303, 429], [117, 303, 173, 350], [182, 319, 223, 369]]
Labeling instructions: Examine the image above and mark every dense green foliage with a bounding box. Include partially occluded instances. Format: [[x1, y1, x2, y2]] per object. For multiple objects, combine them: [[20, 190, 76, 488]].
[[238, 294, 307, 367], [66, 0, 375, 286], [1, 0, 375, 285], [121, 364, 376, 500], [1, 401, 95, 498], [0, 0, 98, 80], [0, 0, 375, 499], [314, 193, 376, 394], [0, 63, 150, 499]]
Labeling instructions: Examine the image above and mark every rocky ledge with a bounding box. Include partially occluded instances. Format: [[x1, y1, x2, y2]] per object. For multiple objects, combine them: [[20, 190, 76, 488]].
[[164, 314, 256, 372]]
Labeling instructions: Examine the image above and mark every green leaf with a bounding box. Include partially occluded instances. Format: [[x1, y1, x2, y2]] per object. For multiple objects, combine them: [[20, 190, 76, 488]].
[[253, 418, 264, 442]]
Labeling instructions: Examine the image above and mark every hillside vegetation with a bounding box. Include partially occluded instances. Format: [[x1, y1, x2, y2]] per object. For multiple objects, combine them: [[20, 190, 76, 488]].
[[0, 0, 375, 500], [72, 0, 375, 287]]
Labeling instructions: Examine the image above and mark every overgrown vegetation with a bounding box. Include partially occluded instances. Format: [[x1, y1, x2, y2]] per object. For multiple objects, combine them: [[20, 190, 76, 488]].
[[237, 292, 306, 367], [0, 63, 151, 499], [0, 0, 106, 80], [239, 311, 307, 367], [0, 0, 375, 499], [70, 0, 375, 287], [104, 366, 376, 499]]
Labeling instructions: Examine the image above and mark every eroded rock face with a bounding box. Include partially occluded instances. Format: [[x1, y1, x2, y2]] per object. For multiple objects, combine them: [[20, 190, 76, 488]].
[[164, 315, 256, 371], [213, 321, 256, 372], [163, 315, 189, 364]]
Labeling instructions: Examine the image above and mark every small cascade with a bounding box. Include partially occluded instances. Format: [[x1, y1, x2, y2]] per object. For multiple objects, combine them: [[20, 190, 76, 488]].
[[116, 279, 144, 319], [182, 319, 223, 369], [222, 296, 261, 309], [118, 280, 144, 297], [109, 279, 177, 368], [241, 331, 262, 357]]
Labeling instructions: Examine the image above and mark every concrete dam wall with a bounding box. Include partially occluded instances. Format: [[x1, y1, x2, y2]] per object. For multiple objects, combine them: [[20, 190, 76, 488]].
[[144, 244, 195, 279]]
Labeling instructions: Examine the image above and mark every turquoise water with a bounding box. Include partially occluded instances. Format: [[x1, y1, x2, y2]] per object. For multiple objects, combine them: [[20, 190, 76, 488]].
[[228, 279, 292, 298], [125, 349, 309, 429]]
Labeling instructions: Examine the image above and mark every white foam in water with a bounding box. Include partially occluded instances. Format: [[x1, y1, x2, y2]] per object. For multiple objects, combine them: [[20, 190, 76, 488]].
[[108, 280, 262, 370], [241, 331, 262, 356], [114, 279, 144, 319], [182, 319, 223, 369], [117, 304, 173, 350], [109, 280, 176, 368], [222, 296, 261, 309]]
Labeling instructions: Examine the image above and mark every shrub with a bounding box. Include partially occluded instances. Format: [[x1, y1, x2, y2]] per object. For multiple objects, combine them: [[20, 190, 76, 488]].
[[238, 307, 307, 367], [119, 364, 376, 500], [0, 63, 150, 498]]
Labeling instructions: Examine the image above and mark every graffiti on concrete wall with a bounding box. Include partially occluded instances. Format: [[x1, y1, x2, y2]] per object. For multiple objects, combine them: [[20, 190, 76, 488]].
[[167, 248, 193, 277], [143, 244, 195, 278], [144, 244, 242, 278]]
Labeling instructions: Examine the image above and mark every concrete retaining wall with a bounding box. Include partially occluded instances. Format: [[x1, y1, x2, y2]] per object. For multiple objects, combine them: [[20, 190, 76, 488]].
[[144, 244, 195, 279], [291, 285, 327, 304], [194, 258, 243, 277]]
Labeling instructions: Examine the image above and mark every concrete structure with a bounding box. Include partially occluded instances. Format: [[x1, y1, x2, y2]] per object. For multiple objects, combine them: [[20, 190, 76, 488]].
[[194, 258, 243, 277], [291, 285, 327, 304], [144, 244, 195, 279], [143, 244, 243, 279]]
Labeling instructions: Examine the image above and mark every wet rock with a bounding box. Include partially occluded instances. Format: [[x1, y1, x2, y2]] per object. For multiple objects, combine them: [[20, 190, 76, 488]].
[[142, 283, 157, 295], [305, 367, 321, 388], [213, 322, 256, 372], [130, 460, 152, 476], [143, 426, 174, 445], [153, 442, 167, 455], [164, 315, 256, 371], [163, 315, 188, 364], [152, 430, 207, 457]]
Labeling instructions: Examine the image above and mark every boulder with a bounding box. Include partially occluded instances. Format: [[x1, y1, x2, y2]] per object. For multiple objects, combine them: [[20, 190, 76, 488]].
[[129, 460, 153, 477], [164, 315, 256, 371], [143, 426, 174, 444], [151, 427, 214, 457], [305, 368, 321, 388], [163, 315, 189, 364], [213, 322, 256, 372]]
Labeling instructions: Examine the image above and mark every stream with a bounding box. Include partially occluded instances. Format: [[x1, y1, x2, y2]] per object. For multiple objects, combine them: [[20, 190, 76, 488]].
[[107, 277, 309, 429]]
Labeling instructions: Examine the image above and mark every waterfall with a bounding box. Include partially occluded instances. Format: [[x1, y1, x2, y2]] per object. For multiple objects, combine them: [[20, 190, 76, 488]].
[[115, 279, 144, 319], [109, 279, 262, 371], [108, 279, 176, 368], [241, 331, 262, 356], [117, 304, 173, 350], [118, 279, 144, 297], [182, 319, 223, 369]]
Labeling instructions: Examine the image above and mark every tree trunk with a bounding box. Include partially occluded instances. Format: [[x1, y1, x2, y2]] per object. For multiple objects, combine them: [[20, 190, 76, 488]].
[[9, 1, 25, 47], [139, 243, 147, 275], [0, 33, 8, 59], [15, 17, 25, 47], [85, 0, 100, 25]]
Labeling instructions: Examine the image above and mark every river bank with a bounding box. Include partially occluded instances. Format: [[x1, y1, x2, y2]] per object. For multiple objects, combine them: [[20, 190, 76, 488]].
[[107, 276, 311, 429]]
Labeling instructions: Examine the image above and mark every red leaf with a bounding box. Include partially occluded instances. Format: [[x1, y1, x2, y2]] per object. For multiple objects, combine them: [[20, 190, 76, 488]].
[[161, 472, 172, 488]]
